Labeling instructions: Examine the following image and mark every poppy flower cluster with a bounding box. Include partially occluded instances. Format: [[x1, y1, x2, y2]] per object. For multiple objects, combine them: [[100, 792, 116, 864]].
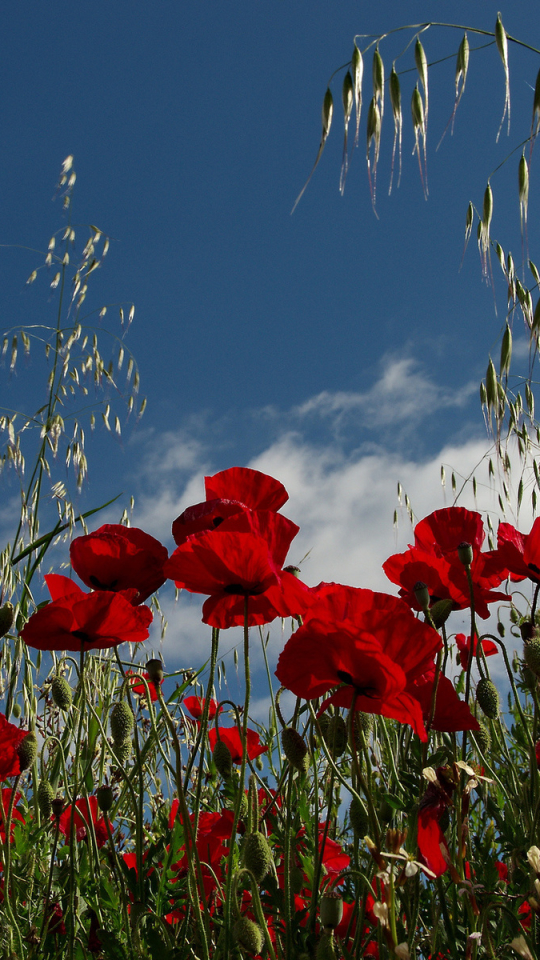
[[164, 469, 311, 629], [383, 506, 508, 619]]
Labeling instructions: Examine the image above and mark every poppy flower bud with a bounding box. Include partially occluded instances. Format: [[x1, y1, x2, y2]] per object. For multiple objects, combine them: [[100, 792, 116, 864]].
[[429, 599, 454, 629], [349, 796, 369, 836], [457, 541, 473, 566], [96, 785, 114, 812], [233, 917, 264, 955], [145, 659, 164, 685], [213, 739, 233, 779], [281, 727, 309, 772], [51, 796, 65, 820], [413, 581, 430, 611], [524, 639, 540, 678], [0, 602, 14, 638], [51, 676, 73, 711], [316, 932, 338, 960], [110, 702, 134, 741], [510, 607, 520, 624], [112, 738, 132, 765], [242, 831, 273, 882], [319, 714, 347, 757], [17, 731, 37, 771], [320, 892, 343, 931], [472, 722, 491, 754], [11, 703, 21, 719], [476, 678, 500, 719], [37, 780, 54, 818]]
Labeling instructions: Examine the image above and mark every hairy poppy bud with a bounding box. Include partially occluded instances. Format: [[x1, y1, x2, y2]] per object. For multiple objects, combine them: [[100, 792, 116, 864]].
[[145, 659, 164, 684], [242, 831, 273, 882], [112, 738, 132, 765], [37, 780, 54, 818], [349, 796, 369, 836], [320, 892, 343, 931], [413, 581, 430, 611], [234, 917, 264, 955], [51, 796, 65, 820], [457, 541, 473, 566], [110, 702, 134, 741], [429, 598, 453, 629], [281, 727, 309, 772], [51, 676, 73, 711], [0, 602, 14, 638], [96, 785, 114, 812], [316, 932, 338, 960], [213, 739, 233, 779], [476, 678, 500, 719], [524, 639, 540, 678], [319, 714, 347, 757], [17, 731, 37, 771], [472, 722, 491, 754]]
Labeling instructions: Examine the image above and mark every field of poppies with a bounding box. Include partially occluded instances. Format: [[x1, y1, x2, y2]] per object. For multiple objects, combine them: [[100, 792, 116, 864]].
[[2, 158, 540, 960]]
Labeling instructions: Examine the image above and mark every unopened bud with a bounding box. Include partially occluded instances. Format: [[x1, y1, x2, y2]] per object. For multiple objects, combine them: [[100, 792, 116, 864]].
[[0, 602, 14, 637], [524, 639, 540, 678], [213, 739, 233, 779], [37, 780, 54, 819], [281, 727, 309, 772], [476, 678, 500, 719], [16, 731, 37, 771], [110, 702, 134, 741], [51, 677, 73, 711], [242, 831, 273, 882], [233, 917, 264, 955]]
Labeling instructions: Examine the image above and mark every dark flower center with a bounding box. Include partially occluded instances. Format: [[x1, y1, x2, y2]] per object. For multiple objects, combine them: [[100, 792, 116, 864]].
[[223, 583, 261, 596], [212, 516, 224, 528], [72, 630, 91, 644], [90, 575, 119, 591], [336, 669, 379, 699]]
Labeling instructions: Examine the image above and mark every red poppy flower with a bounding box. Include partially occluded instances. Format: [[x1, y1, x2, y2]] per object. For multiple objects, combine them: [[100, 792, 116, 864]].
[[495, 861, 509, 883], [182, 696, 220, 720], [207, 725, 268, 763], [58, 796, 111, 848], [275, 584, 442, 741], [0, 789, 25, 842], [70, 524, 168, 604], [20, 575, 153, 652], [519, 901, 532, 929], [413, 670, 480, 732], [384, 507, 508, 619], [0, 715, 28, 781], [165, 510, 311, 629], [172, 467, 288, 545], [455, 633, 498, 670], [495, 518, 540, 585], [127, 671, 162, 702]]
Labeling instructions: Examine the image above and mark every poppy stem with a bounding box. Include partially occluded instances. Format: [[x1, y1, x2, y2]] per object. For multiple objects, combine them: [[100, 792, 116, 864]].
[[185, 626, 220, 836]]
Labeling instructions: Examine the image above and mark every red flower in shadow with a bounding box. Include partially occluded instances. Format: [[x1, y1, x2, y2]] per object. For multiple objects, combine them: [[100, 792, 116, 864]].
[[0, 715, 28, 781], [165, 510, 310, 629], [58, 796, 111, 848], [70, 524, 168, 604], [172, 467, 289, 545], [413, 669, 480, 732], [275, 584, 442, 741], [417, 766, 456, 877], [208, 725, 268, 763], [384, 507, 508, 619], [127, 671, 163, 703], [20, 575, 152, 652], [0, 789, 25, 842]]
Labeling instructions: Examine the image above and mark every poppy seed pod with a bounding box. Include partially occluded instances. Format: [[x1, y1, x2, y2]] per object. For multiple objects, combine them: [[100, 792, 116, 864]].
[[110, 702, 134, 741], [520, 621, 538, 642], [37, 780, 54, 819], [233, 917, 264, 956], [281, 727, 309, 772], [524, 639, 540, 678], [0, 602, 14, 638], [413, 581, 430, 611], [51, 796, 65, 820], [320, 892, 343, 930], [242, 831, 273, 882], [51, 676, 73, 711], [213, 739, 233, 779], [476, 678, 500, 719], [457, 541, 473, 566], [16, 731, 37, 771], [145, 659, 164, 685]]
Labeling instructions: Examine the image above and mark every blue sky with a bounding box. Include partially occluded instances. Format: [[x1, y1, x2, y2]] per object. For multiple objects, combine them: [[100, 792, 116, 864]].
[[2, 2, 539, 692]]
